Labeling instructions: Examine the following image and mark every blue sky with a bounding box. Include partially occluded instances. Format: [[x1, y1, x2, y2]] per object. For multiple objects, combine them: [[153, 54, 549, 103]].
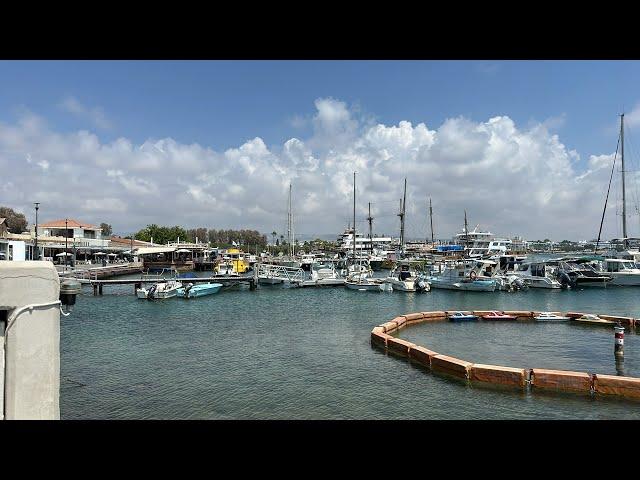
[[1, 60, 637, 157], [1, 60, 640, 239]]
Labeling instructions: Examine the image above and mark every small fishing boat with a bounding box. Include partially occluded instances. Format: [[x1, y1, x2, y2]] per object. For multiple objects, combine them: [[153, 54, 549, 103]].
[[137, 280, 183, 300], [345, 273, 386, 291], [482, 311, 517, 320], [448, 311, 478, 322], [534, 312, 570, 322], [176, 282, 223, 298], [572, 313, 616, 326]]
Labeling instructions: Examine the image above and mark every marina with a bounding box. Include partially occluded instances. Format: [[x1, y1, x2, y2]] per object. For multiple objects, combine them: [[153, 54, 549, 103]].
[[59, 277, 640, 419]]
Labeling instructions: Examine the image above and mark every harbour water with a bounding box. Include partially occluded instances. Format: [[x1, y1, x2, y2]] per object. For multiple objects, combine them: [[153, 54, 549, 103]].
[[60, 271, 639, 419]]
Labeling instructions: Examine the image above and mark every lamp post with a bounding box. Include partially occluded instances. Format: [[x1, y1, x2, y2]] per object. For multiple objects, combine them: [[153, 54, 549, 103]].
[[65, 218, 68, 271], [34, 202, 40, 260]]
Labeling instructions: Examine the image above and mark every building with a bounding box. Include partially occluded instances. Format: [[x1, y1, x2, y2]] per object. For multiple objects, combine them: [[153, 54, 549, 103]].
[[36, 219, 107, 247]]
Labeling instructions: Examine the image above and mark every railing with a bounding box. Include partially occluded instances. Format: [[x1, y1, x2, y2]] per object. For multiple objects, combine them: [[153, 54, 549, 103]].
[[257, 263, 306, 283]]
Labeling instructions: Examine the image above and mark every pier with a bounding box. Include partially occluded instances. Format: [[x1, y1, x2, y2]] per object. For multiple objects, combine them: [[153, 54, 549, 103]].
[[87, 274, 257, 295]]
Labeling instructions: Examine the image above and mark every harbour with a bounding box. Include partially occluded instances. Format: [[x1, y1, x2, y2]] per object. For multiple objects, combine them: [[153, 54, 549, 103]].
[[3, 60, 640, 422], [60, 277, 639, 419]]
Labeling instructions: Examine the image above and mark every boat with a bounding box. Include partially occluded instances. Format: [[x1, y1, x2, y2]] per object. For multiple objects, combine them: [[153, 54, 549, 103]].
[[176, 282, 223, 298], [427, 262, 497, 291], [572, 313, 616, 326], [534, 312, 570, 322], [345, 277, 386, 291], [482, 311, 517, 320], [555, 257, 613, 287], [215, 248, 249, 275], [136, 280, 183, 300], [384, 262, 429, 292], [448, 311, 478, 322], [598, 258, 640, 286], [510, 261, 562, 289], [309, 263, 345, 286]]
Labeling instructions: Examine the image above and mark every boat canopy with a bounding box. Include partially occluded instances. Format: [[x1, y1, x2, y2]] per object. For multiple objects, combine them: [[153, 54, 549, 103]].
[[135, 246, 176, 255]]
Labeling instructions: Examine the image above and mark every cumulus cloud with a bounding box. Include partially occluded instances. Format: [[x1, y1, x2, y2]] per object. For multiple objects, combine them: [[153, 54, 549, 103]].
[[59, 95, 112, 130], [0, 98, 631, 240]]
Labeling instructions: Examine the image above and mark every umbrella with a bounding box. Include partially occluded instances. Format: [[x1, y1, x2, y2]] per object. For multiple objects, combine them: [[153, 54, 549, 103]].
[[107, 253, 118, 256], [176, 249, 191, 253], [55, 252, 73, 257], [94, 252, 106, 255]]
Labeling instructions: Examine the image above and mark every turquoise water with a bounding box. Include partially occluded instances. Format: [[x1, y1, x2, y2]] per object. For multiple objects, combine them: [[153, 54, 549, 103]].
[[60, 275, 640, 419]]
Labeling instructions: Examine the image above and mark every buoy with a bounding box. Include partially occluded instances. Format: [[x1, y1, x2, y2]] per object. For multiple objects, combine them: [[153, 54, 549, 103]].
[[614, 323, 624, 357]]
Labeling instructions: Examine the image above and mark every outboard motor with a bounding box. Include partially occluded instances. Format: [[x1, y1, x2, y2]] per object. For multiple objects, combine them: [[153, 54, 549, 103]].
[[147, 284, 158, 300], [558, 272, 574, 290]]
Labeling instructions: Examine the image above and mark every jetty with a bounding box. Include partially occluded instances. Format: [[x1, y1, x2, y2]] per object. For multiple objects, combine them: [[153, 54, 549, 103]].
[[86, 274, 258, 295]]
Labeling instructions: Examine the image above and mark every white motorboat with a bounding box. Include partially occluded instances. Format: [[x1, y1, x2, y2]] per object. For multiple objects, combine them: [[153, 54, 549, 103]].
[[384, 262, 429, 292], [345, 275, 386, 291], [534, 312, 570, 322], [599, 258, 640, 286], [310, 263, 345, 286], [510, 262, 562, 289], [137, 280, 183, 300]]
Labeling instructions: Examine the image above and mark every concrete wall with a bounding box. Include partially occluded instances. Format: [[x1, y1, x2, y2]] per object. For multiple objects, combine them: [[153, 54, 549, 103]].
[[0, 262, 60, 420]]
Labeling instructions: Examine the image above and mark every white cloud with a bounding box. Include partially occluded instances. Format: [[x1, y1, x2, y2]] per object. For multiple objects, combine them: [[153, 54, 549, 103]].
[[0, 98, 630, 240], [59, 95, 112, 130]]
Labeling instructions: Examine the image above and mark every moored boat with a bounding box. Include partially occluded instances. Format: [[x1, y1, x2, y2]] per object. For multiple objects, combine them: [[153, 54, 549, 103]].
[[137, 280, 183, 300], [176, 282, 223, 298], [448, 311, 478, 322], [482, 311, 517, 320], [534, 312, 570, 322]]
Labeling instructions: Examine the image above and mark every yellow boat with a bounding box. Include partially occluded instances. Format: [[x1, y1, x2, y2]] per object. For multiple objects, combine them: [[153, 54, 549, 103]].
[[216, 248, 249, 274]]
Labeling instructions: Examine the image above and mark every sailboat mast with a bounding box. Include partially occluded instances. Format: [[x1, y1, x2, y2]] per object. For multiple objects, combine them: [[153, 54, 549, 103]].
[[429, 197, 434, 244], [353, 172, 357, 265], [399, 178, 406, 254], [621, 113, 627, 239], [367, 202, 373, 253], [287, 184, 291, 256], [464, 210, 469, 250]]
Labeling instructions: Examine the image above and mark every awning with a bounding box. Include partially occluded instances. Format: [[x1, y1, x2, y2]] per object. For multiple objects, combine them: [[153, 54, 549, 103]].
[[134, 246, 176, 255]]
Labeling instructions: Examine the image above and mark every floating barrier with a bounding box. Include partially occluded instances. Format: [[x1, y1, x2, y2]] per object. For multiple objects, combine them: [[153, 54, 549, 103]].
[[470, 364, 527, 388], [371, 309, 640, 401], [593, 374, 640, 398]]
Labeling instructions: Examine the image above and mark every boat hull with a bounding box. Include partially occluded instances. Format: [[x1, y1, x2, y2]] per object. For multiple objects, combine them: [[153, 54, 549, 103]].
[[345, 281, 384, 291], [429, 278, 496, 291], [177, 283, 223, 298]]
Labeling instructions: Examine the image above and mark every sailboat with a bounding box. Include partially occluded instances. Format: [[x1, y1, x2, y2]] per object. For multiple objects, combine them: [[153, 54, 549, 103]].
[[345, 172, 386, 292], [593, 113, 640, 285]]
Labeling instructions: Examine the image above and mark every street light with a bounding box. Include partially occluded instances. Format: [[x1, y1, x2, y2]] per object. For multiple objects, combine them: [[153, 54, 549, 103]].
[[65, 218, 68, 271], [34, 202, 40, 260]]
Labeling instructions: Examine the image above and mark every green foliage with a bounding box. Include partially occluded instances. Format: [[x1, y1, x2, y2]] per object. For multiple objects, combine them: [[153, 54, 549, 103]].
[[0, 206, 28, 233], [134, 224, 190, 245], [100, 223, 113, 237]]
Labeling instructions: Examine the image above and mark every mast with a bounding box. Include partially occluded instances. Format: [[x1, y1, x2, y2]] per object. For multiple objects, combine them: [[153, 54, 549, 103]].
[[398, 178, 406, 254], [353, 172, 357, 266], [291, 184, 295, 257], [367, 202, 373, 253], [621, 113, 627, 240], [429, 197, 434, 244], [287, 184, 291, 257], [464, 210, 469, 251]]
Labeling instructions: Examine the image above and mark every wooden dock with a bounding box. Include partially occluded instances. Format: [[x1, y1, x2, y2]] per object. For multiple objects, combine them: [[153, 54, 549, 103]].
[[86, 274, 258, 295]]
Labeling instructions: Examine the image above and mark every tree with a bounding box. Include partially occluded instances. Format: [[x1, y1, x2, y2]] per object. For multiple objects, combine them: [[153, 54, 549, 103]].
[[0, 206, 28, 233], [100, 223, 113, 237]]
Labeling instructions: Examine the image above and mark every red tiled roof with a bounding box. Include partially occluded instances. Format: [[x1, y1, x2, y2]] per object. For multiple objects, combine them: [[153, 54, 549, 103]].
[[40, 219, 99, 229], [109, 235, 151, 247]]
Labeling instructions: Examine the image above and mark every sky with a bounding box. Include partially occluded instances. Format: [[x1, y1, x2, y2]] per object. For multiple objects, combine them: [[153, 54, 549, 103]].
[[1, 60, 640, 241]]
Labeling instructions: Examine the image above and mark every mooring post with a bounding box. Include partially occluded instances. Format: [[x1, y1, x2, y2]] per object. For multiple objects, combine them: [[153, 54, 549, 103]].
[[98, 284, 103, 296], [93, 284, 97, 296], [615, 323, 624, 358], [134, 282, 141, 294]]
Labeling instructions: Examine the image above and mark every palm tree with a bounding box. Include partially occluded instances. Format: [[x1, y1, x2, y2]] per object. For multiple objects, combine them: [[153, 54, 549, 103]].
[[271, 231, 277, 248]]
